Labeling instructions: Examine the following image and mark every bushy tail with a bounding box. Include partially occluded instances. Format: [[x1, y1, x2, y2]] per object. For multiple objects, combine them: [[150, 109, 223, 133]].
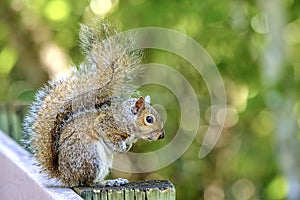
[[79, 21, 143, 97], [22, 21, 143, 178]]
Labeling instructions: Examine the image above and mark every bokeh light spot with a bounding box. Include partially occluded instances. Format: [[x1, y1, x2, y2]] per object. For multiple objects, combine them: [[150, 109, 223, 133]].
[[0, 46, 18, 76], [39, 43, 69, 77], [90, 0, 118, 16], [265, 176, 289, 199], [232, 179, 255, 200], [251, 12, 269, 34], [205, 105, 222, 126], [217, 107, 239, 128], [227, 81, 249, 112], [44, 0, 71, 22], [204, 183, 225, 200]]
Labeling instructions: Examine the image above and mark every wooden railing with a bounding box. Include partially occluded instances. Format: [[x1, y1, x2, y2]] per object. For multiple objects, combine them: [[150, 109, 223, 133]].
[[0, 129, 82, 199]]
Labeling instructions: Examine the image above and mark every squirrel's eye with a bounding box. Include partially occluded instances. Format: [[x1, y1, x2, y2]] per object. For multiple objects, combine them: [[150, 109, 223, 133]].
[[145, 115, 155, 125]]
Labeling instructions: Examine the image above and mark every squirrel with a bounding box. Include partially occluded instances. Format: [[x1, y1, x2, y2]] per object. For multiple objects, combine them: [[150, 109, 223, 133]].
[[22, 21, 165, 187]]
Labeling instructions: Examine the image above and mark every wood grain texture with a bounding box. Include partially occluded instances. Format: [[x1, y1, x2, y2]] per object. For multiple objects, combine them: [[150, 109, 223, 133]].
[[73, 180, 176, 200], [0, 129, 82, 200]]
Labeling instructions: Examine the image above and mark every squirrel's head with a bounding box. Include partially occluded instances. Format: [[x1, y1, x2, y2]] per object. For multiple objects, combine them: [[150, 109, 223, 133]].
[[130, 96, 165, 141]]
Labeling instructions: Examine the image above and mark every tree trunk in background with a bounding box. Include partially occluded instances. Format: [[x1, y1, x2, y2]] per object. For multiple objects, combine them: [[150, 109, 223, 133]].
[[260, 0, 300, 199]]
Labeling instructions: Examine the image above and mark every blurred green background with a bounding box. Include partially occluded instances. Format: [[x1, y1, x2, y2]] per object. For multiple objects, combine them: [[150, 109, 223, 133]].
[[1, 0, 300, 199]]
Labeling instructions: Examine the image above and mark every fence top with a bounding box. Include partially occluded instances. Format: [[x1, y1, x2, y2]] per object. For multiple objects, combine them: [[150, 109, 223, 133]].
[[0, 129, 83, 200]]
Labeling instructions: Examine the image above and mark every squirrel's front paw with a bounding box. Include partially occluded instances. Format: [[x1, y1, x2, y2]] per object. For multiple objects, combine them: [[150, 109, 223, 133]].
[[104, 178, 129, 186], [118, 141, 127, 151], [116, 141, 132, 153]]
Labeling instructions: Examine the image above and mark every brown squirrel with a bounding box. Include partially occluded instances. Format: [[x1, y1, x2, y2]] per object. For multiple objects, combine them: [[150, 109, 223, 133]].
[[22, 21, 165, 187]]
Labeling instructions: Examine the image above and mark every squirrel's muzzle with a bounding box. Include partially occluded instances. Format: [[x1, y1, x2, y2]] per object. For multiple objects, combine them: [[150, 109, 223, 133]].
[[158, 129, 165, 140]]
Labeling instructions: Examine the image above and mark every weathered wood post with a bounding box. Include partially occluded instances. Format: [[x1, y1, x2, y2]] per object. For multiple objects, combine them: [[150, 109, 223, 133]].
[[74, 180, 175, 200]]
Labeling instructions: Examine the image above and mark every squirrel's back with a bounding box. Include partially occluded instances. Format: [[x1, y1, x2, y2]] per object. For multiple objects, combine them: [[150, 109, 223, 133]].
[[22, 21, 143, 179]]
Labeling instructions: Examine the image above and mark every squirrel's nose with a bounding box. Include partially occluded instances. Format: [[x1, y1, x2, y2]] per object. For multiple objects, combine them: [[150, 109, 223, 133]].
[[158, 129, 165, 140]]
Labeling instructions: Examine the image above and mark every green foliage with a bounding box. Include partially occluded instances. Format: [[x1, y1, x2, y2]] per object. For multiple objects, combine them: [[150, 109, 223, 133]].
[[1, 0, 300, 199]]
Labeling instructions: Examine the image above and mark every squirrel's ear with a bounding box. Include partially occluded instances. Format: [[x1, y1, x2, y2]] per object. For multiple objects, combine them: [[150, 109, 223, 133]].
[[145, 95, 151, 104], [132, 97, 145, 115]]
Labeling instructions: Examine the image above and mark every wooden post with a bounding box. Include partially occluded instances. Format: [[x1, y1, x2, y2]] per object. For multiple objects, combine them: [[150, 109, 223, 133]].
[[73, 180, 176, 200]]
